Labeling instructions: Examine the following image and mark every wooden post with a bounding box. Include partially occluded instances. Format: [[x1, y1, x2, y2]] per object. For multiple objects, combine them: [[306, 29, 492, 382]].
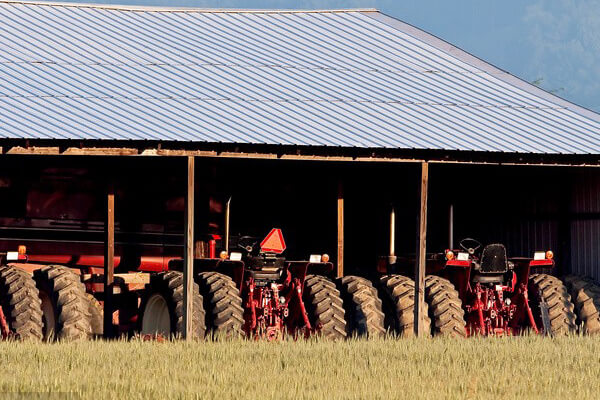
[[183, 156, 195, 340], [103, 184, 115, 338], [337, 182, 344, 278], [414, 162, 428, 337]]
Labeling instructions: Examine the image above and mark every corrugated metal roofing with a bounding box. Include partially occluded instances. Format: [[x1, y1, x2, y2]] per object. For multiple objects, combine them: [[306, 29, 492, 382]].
[[1, 1, 600, 154]]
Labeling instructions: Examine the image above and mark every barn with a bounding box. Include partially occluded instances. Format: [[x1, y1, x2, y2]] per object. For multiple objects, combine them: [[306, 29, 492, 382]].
[[1, 0, 600, 338]]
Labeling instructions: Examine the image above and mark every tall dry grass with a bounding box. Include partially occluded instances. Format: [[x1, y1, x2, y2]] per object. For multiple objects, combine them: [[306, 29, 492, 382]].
[[0, 336, 599, 399]]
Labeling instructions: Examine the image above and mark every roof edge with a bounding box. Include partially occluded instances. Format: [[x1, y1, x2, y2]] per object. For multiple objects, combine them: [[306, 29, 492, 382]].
[[4, 138, 600, 167], [363, 11, 600, 125], [0, 1, 379, 13]]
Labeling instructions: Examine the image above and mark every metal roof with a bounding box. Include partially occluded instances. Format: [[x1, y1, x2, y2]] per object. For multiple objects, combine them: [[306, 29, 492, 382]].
[[1, 1, 600, 154]]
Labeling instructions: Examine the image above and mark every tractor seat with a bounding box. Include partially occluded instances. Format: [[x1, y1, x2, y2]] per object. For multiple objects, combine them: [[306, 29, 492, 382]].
[[479, 244, 508, 274]]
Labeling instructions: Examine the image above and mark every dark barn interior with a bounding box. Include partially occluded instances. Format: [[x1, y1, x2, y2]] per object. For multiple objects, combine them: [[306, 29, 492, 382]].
[[2, 155, 599, 281]]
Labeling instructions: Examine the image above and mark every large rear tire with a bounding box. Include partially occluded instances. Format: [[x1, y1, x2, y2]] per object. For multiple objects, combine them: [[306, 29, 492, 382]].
[[0, 265, 43, 340], [379, 274, 430, 337], [303, 275, 347, 340], [140, 271, 206, 339], [528, 273, 577, 336], [563, 275, 600, 335], [425, 275, 466, 337], [34, 265, 91, 341], [338, 275, 385, 338], [197, 272, 244, 337]]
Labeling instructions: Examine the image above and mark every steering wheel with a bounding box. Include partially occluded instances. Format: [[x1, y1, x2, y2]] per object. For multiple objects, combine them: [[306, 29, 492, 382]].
[[237, 236, 258, 253], [459, 238, 482, 255]]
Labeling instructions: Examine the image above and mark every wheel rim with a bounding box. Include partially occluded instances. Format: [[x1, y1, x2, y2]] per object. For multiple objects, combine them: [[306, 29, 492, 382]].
[[141, 294, 171, 337], [39, 290, 56, 340]]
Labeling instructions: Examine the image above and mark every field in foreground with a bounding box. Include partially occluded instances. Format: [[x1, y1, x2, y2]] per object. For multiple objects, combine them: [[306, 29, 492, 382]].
[[1, 336, 599, 400]]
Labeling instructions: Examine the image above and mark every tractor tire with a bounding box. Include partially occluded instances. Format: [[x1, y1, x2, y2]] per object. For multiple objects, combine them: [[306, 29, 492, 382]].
[[338, 275, 385, 338], [140, 271, 206, 339], [425, 275, 466, 338], [0, 265, 43, 340], [33, 265, 91, 341], [303, 275, 347, 340], [197, 272, 244, 337], [563, 275, 600, 335], [86, 293, 104, 337], [528, 273, 577, 336], [379, 274, 430, 337]]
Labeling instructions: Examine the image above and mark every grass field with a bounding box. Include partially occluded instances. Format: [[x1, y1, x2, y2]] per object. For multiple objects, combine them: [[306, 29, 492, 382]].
[[1, 336, 599, 399]]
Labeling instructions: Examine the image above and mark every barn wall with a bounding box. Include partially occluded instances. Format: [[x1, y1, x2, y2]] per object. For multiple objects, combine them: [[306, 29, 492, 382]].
[[570, 170, 600, 281], [427, 164, 600, 281], [427, 164, 566, 272]]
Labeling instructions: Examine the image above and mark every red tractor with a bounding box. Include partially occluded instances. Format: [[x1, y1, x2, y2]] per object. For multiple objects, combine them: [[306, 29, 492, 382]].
[[379, 238, 577, 337], [432, 238, 576, 336], [188, 228, 346, 340]]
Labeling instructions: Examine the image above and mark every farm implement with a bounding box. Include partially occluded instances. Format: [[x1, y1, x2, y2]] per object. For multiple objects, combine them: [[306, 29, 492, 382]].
[[377, 237, 577, 337], [190, 228, 346, 340]]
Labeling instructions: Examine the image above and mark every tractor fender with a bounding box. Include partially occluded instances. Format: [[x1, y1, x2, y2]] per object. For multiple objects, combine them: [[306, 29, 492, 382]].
[[289, 261, 335, 283]]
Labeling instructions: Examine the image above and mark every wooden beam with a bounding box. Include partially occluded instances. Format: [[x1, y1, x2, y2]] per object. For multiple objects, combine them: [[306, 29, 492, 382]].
[[103, 184, 115, 338], [414, 162, 428, 337], [337, 181, 344, 278], [182, 156, 195, 340]]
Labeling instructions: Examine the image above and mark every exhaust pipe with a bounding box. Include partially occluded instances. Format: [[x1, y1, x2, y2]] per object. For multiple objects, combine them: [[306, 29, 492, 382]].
[[449, 204, 454, 249], [225, 197, 231, 253], [389, 206, 397, 265]]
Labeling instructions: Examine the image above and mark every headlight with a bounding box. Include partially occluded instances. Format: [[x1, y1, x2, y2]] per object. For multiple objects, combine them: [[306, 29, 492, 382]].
[[309, 254, 321, 263]]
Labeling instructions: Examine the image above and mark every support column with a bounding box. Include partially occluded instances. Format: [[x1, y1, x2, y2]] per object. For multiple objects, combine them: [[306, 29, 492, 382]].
[[103, 184, 115, 338], [414, 162, 428, 337], [337, 181, 344, 278], [182, 156, 195, 340]]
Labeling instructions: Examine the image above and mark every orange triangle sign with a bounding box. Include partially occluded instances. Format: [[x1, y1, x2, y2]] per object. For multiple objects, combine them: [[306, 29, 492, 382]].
[[260, 228, 286, 254]]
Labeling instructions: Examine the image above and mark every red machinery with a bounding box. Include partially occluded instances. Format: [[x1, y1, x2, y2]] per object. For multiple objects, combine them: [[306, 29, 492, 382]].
[[377, 206, 576, 338], [431, 238, 575, 336], [192, 228, 345, 340], [0, 163, 352, 341]]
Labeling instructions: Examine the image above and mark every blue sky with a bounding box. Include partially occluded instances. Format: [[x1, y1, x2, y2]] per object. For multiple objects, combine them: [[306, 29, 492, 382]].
[[50, 0, 600, 112]]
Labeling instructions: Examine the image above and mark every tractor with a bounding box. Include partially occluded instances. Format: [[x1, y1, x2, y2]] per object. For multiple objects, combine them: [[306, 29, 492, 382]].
[[188, 227, 346, 340], [423, 238, 576, 336], [378, 239, 577, 337], [376, 206, 577, 337]]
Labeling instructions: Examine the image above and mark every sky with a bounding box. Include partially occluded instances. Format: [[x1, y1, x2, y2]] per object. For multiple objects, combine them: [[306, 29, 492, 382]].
[[49, 0, 600, 112]]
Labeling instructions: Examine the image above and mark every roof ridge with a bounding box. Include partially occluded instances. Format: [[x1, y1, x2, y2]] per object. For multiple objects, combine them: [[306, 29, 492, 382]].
[[0, 1, 379, 13]]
